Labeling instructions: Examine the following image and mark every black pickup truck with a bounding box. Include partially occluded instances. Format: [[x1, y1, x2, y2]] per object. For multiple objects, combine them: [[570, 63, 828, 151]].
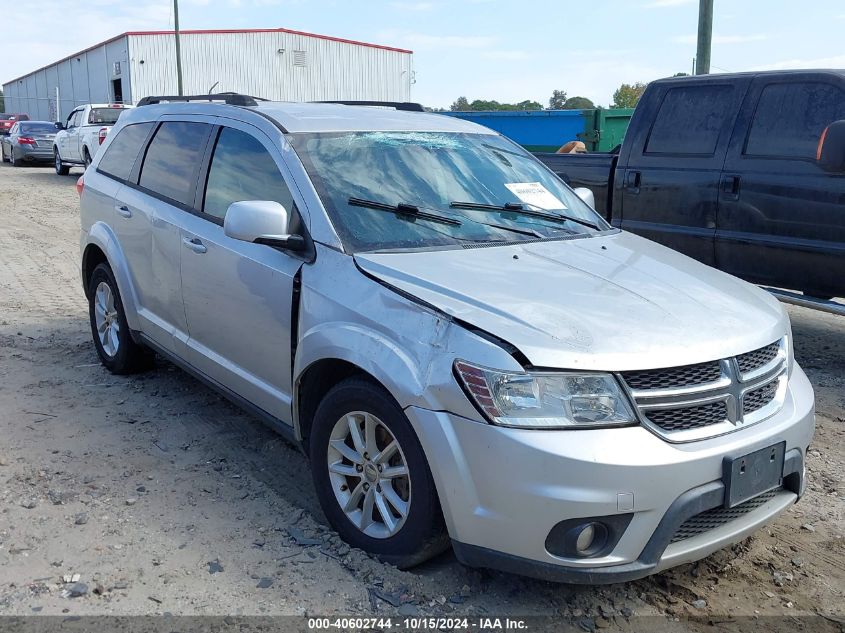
[[536, 70, 845, 299]]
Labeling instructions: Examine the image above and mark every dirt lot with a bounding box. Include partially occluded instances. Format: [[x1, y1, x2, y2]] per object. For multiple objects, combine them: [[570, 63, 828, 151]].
[[0, 163, 843, 629]]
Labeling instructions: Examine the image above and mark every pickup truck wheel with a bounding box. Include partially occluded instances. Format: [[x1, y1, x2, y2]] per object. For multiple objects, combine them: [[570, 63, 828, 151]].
[[87, 263, 152, 374], [310, 377, 449, 569], [83, 147, 92, 167], [11, 147, 22, 167], [54, 149, 70, 175]]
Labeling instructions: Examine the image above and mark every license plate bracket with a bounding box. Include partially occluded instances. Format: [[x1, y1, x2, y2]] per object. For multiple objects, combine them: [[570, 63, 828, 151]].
[[723, 442, 785, 508]]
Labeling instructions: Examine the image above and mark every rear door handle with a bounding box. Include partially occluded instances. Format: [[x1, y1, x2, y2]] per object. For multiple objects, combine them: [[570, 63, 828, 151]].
[[625, 170, 641, 194], [182, 236, 207, 254], [115, 205, 132, 218], [721, 174, 741, 200]]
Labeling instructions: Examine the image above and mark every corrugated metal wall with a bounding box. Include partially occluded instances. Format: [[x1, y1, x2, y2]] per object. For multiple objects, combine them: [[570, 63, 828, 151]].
[[2, 37, 129, 121], [128, 31, 413, 102]]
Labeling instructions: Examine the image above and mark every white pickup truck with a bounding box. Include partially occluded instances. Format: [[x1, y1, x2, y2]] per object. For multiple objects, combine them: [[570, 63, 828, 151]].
[[53, 103, 133, 175]]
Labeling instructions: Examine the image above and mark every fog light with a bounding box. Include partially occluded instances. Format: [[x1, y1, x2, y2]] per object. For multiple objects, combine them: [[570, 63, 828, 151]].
[[575, 523, 597, 553]]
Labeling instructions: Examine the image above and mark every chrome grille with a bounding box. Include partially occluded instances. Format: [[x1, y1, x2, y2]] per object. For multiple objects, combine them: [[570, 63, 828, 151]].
[[670, 489, 780, 543], [622, 339, 786, 442], [646, 401, 727, 432], [622, 361, 722, 390], [737, 343, 779, 375], [743, 379, 778, 415]]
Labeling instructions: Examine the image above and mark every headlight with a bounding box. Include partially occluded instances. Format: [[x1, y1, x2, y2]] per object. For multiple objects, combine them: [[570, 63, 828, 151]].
[[454, 360, 638, 429]]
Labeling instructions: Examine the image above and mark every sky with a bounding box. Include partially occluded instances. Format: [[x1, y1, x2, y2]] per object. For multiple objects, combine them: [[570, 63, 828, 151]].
[[3, 0, 845, 109]]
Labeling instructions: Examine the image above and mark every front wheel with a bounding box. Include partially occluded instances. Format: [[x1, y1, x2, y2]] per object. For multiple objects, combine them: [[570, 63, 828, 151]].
[[310, 377, 449, 569], [87, 263, 152, 374], [54, 149, 69, 175]]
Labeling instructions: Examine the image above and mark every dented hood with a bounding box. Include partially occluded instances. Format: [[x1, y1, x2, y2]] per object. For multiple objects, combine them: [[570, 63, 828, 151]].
[[354, 231, 788, 371]]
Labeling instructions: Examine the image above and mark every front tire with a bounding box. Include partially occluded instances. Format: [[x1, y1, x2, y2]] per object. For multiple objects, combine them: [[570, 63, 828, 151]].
[[310, 377, 449, 568], [87, 263, 151, 374], [54, 148, 70, 175]]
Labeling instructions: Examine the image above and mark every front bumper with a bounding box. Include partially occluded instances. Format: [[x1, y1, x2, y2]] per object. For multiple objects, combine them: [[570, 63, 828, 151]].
[[406, 364, 815, 583]]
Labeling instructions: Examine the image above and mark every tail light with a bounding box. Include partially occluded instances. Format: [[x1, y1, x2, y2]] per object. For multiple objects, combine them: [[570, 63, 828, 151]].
[[98, 127, 108, 145], [76, 176, 85, 197], [17, 137, 36, 145]]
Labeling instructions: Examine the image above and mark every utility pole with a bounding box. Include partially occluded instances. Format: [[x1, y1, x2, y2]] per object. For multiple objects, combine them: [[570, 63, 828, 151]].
[[695, 0, 713, 75], [174, 0, 184, 95]]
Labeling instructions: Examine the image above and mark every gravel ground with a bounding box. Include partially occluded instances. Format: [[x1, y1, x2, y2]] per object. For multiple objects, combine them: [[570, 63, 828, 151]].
[[0, 163, 843, 630]]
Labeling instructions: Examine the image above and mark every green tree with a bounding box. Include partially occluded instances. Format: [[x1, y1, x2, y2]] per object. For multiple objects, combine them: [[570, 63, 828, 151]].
[[612, 82, 647, 108], [548, 89, 568, 109], [450, 96, 470, 111], [562, 96, 595, 110], [672, 72, 690, 77]]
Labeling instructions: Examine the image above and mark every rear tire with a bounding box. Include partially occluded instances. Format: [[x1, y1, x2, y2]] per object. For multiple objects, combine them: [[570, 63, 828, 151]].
[[83, 147, 92, 168], [87, 263, 152, 374], [310, 377, 449, 569], [54, 148, 69, 175], [11, 147, 22, 167], [1, 144, 8, 163]]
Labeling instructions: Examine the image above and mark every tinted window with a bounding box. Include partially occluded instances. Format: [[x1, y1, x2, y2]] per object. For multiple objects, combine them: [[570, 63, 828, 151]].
[[139, 122, 210, 206], [745, 82, 845, 159], [98, 122, 154, 182], [89, 107, 124, 125], [203, 127, 293, 220], [645, 85, 734, 155], [20, 122, 56, 135]]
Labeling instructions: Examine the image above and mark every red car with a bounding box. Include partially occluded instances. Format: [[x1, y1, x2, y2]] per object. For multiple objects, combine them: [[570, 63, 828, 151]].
[[0, 114, 29, 135]]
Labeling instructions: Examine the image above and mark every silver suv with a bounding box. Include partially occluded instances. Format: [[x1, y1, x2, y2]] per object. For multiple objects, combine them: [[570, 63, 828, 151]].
[[78, 95, 815, 582]]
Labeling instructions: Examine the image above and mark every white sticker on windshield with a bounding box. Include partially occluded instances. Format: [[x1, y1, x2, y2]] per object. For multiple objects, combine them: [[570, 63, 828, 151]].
[[504, 182, 567, 210]]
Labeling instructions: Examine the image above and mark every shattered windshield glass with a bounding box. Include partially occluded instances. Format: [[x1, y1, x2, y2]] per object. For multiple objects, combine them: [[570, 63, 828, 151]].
[[290, 131, 608, 252]]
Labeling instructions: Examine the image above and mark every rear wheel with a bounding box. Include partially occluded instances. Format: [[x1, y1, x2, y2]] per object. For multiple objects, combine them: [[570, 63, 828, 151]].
[[1, 144, 7, 162], [54, 148, 69, 175], [310, 377, 449, 568], [11, 147, 22, 167], [87, 263, 152, 374], [83, 147, 92, 168]]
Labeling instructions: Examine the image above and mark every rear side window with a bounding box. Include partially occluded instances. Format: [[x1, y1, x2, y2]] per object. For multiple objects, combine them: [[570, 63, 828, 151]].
[[645, 85, 734, 155], [745, 82, 845, 159], [139, 122, 210, 206], [98, 122, 154, 182], [203, 127, 293, 220]]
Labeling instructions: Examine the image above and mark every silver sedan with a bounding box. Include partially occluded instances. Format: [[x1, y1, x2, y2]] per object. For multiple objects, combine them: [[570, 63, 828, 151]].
[[1, 121, 57, 166]]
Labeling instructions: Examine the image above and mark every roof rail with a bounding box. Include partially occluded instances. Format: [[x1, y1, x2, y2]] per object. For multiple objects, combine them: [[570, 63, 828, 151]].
[[315, 100, 425, 112], [136, 92, 263, 107]]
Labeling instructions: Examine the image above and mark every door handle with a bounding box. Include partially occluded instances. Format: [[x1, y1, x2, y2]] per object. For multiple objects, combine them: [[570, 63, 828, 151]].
[[182, 236, 207, 254], [625, 170, 641, 194], [115, 205, 132, 218], [721, 174, 741, 200]]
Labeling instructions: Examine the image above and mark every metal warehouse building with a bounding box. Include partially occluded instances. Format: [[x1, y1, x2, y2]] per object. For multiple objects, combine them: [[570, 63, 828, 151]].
[[3, 28, 414, 122]]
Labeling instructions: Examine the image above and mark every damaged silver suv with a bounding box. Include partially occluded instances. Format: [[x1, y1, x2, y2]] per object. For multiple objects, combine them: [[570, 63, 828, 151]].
[[78, 95, 814, 582]]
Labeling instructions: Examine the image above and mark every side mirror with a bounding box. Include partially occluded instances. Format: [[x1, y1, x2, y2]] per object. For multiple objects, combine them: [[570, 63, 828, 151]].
[[55, 122, 65, 130], [818, 120, 845, 173], [573, 187, 595, 209], [223, 200, 305, 250]]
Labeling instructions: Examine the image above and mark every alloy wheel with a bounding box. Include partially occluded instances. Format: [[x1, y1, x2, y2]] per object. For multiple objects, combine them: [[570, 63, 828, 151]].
[[327, 411, 411, 539], [93, 281, 120, 357]]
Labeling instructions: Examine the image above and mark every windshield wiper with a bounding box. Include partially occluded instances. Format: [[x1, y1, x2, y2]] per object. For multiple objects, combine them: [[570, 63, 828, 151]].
[[349, 197, 461, 227], [449, 201, 600, 230]]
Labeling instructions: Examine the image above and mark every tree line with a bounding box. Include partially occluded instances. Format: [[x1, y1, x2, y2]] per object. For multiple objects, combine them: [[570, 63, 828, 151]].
[[447, 76, 688, 112]]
